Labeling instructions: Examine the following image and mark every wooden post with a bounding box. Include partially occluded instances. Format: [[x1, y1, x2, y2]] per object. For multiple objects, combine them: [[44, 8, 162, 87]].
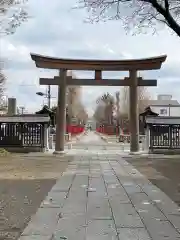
[[95, 70, 102, 81], [54, 69, 67, 154], [129, 70, 139, 152]]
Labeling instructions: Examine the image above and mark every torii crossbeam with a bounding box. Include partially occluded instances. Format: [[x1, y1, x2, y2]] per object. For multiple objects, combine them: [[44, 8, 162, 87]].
[[31, 53, 166, 154], [39, 77, 157, 86]]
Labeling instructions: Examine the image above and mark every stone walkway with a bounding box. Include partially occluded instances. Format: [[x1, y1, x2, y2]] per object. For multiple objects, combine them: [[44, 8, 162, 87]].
[[19, 132, 180, 240]]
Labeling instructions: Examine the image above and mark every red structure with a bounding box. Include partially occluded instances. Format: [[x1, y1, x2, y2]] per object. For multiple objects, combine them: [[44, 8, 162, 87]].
[[96, 125, 119, 135], [66, 125, 84, 135]]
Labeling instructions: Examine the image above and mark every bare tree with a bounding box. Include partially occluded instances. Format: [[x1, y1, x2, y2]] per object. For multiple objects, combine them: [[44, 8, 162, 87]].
[[78, 0, 180, 36], [118, 85, 151, 132], [0, 0, 28, 35], [120, 86, 151, 116], [67, 86, 81, 117], [93, 103, 106, 123], [51, 71, 88, 125], [0, 61, 6, 111], [0, 63, 5, 96], [66, 70, 84, 122], [75, 103, 88, 124], [95, 92, 115, 124], [0, 0, 28, 110]]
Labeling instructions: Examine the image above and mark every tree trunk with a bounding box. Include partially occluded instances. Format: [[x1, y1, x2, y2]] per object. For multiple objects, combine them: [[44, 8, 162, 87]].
[[152, 0, 180, 37]]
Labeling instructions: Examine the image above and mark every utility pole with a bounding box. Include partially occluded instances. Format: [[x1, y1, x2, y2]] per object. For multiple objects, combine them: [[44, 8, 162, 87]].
[[19, 106, 25, 115], [116, 92, 120, 123], [47, 85, 51, 109], [169, 104, 171, 116], [116, 92, 120, 134], [36, 85, 55, 109]]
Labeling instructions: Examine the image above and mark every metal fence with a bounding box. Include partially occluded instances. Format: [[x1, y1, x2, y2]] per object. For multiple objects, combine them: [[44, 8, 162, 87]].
[[0, 123, 45, 148], [118, 134, 146, 143], [149, 124, 180, 149], [50, 133, 71, 142]]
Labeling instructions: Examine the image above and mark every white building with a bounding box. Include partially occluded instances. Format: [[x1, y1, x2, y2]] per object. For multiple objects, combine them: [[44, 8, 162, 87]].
[[148, 94, 180, 117], [86, 118, 96, 130]]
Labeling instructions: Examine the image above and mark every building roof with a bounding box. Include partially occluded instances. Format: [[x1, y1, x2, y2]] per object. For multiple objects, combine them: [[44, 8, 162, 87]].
[[139, 106, 158, 116], [146, 116, 180, 125], [148, 99, 180, 106], [0, 114, 50, 123], [35, 105, 54, 115]]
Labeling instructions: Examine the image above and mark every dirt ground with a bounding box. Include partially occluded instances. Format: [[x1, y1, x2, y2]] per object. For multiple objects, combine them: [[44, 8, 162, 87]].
[[0, 153, 70, 240], [125, 156, 180, 206]]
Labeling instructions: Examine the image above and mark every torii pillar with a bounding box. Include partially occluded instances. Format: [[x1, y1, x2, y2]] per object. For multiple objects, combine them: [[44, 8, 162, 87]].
[[54, 69, 67, 154], [129, 70, 139, 152]]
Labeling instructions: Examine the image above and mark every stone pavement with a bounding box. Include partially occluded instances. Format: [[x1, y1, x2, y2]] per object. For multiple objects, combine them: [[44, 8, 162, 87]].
[[19, 132, 180, 240]]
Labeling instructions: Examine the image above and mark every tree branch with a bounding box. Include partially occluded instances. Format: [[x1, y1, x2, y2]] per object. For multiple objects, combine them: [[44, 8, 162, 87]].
[[151, 0, 180, 35], [79, 0, 180, 36]]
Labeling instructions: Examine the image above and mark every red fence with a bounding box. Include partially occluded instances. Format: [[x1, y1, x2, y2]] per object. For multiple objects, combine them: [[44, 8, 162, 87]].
[[96, 125, 119, 135], [66, 125, 85, 135]]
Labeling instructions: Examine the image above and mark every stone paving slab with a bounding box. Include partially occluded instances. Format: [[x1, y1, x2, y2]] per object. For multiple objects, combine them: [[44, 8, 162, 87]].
[[111, 202, 144, 228], [117, 228, 151, 240], [52, 213, 86, 240], [142, 219, 180, 240], [40, 191, 67, 208], [87, 198, 112, 220], [115, 157, 180, 236], [19, 139, 180, 240], [129, 192, 167, 220], [19, 237, 51, 240], [21, 208, 60, 236], [86, 220, 118, 240], [50, 174, 75, 192]]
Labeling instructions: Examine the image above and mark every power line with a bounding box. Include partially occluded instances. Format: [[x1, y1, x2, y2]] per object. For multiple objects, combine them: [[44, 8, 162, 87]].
[[6, 83, 38, 87], [17, 84, 38, 87]]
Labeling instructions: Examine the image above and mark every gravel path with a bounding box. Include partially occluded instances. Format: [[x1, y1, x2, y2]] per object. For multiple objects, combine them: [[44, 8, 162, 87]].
[[0, 179, 56, 240], [0, 154, 70, 240]]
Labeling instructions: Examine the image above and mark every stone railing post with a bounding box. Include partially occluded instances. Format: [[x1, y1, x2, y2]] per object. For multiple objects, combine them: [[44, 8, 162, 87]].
[[145, 126, 150, 152], [49, 134, 54, 149], [44, 124, 49, 151]]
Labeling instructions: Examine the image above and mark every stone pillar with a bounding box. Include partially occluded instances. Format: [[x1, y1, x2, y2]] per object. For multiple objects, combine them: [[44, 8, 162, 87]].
[[49, 135, 54, 149], [54, 69, 67, 154], [129, 70, 139, 152], [44, 124, 49, 151], [8, 98, 16, 115], [145, 125, 150, 152]]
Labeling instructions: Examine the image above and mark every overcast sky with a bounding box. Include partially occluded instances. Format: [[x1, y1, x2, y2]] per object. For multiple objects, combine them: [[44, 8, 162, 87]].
[[1, 0, 180, 116]]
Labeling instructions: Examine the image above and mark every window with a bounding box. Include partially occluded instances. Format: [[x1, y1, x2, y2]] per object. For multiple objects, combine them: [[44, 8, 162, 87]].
[[160, 108, 167, 115]]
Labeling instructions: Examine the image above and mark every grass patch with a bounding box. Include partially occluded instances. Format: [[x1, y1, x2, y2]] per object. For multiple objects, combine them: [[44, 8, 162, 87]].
[[0, 148, 10, 157]]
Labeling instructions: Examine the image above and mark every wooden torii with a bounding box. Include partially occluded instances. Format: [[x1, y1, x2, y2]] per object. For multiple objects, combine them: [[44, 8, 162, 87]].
[[31, 54, 167, 154]]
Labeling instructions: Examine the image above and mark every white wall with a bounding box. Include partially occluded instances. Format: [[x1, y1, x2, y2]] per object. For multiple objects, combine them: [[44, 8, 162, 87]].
[[87, 119, 96, 130], [150, 106, 180, 117], [157, 94, 172, 100]]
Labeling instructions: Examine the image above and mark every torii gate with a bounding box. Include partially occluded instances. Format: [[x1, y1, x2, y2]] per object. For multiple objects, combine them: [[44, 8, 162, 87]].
[[31, 54, 167, 154]]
